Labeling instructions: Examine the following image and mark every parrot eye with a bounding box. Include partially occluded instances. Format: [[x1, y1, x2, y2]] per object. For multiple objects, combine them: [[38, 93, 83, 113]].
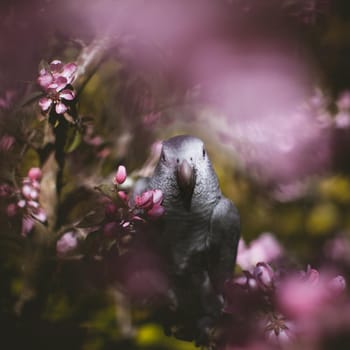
[[202, 148, 206, 159]]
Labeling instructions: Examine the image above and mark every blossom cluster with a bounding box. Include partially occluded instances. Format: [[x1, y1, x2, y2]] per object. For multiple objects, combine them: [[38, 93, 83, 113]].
[[237, 233, 283, 270], [222, 233, 347, 349], [37, 59, 77, 115], [103, 165, 164, 239], [114, 165, 165, 219], [1, 167, 47, 236], [17, 167, 46, 235], [56, 165, 165, 256]]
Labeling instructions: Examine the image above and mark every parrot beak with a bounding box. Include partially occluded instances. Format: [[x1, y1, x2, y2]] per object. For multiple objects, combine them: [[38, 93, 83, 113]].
[[176, 159, 195, 194]]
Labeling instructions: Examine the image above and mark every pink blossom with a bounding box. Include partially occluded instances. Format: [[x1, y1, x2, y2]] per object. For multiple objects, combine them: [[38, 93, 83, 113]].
[[324, 234, 350, 264], [37, 60, 77, 115], [122, 221, 130, 228], [6, 203, 17, 217], [17, 168, 46, 230], [21, 216, 35, 236], [104, 202, 118, 218], [302, 265, 319, 284], [237, 233, 283, 270], [253, 262, 274, 290], [328, 275, 346, 295], [135, 190, 154, 209], [334, 112, 350, 128], [0, 135, 15, 151], [38, 60, 77, 92], [147, 204, 165, 218], [21, 184, 32, 198], [336, 91, 350, 111], [0, 90, 15, 109], [118, 191, 128, 201], [277, 267, 346, 319], [56, 232, 78, 256], [261, 313, 295, 345], [278, 278, 324, 318], [38, 88, 75, 114], [234, 272, 258, 290], [152, 189, 163, 205], [28, 167, 42, 181], [103, 222, 119, 237], [0, 184, 12, 197], [113, 165, 127, 185], [134, 189, 165, 217]]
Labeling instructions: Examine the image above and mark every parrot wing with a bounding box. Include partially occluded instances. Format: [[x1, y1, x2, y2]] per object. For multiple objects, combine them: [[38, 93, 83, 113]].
[[208, 196, 240, 293]]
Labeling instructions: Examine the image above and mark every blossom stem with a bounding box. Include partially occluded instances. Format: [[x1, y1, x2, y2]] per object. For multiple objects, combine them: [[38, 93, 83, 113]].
[[73, 36, 112, 96]]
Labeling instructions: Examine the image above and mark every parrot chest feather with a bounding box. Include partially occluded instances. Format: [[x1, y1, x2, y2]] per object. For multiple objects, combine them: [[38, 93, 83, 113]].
[[160, 198, 218, 273]]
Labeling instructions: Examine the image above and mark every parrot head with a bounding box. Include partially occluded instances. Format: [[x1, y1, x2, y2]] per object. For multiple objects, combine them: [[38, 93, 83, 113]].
[[154, 135, 219, 207]]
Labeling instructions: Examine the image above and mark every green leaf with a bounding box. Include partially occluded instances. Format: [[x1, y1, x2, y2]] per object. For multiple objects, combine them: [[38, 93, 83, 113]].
[[64, 127, 82, 153], [94, 184, 117, 200], [75, 210, 105, 228]]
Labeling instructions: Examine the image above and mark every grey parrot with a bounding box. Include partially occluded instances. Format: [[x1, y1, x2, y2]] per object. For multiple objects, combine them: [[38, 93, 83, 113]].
[[133, 135, 240, 344]]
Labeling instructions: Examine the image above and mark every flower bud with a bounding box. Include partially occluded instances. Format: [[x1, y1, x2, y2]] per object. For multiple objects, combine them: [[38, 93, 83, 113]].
[[254, 262, 274, 290], [105, 203, 117, 218], [28, 167, 42, 181], [118, 191, 128, 201], [114, 165, 127, 185], [135, 190, 154, 209], [6, 203, 17, 217], [56, 232, 78, 256], [103, 222, 119, 237], [328, 275, 346, 295]]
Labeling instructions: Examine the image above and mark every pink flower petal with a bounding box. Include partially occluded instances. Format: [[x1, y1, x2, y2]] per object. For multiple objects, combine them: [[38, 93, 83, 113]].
[[22, 216, 34, 236], [28, 167, 42, 181], [0, 135, 15, 151], [32, 208, 47, 222], [328, 275, 346, 295], [254, 262, 274, 290], [38, 97, 52, 111], [37, 71, 53, 90], [114, 165, 127, 185], [135, 191, 154, 209], [122, 221, 130, 228], [53, 76, 68, 91], [22, 184, 32, 199], [131, 215, 146, 222], [17, 199, 26, 208], [6, 203, 17, 217], [56, 231, 78, 255], [118, 191, 128, 201], [30, 189, 39, 200], [27, 200, 39, 209], [105, 203, 118, 217], [49, 60, 63, 74], [55, 102, 68, 114], [147, 204, 165, 218], [0, 184, 11, 197], [32, 180, 40, 190], [152, 189, 163, 205], [61, 62, 77, 83], [304, 266, 319, 285], [60, 89, 75, 101]]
